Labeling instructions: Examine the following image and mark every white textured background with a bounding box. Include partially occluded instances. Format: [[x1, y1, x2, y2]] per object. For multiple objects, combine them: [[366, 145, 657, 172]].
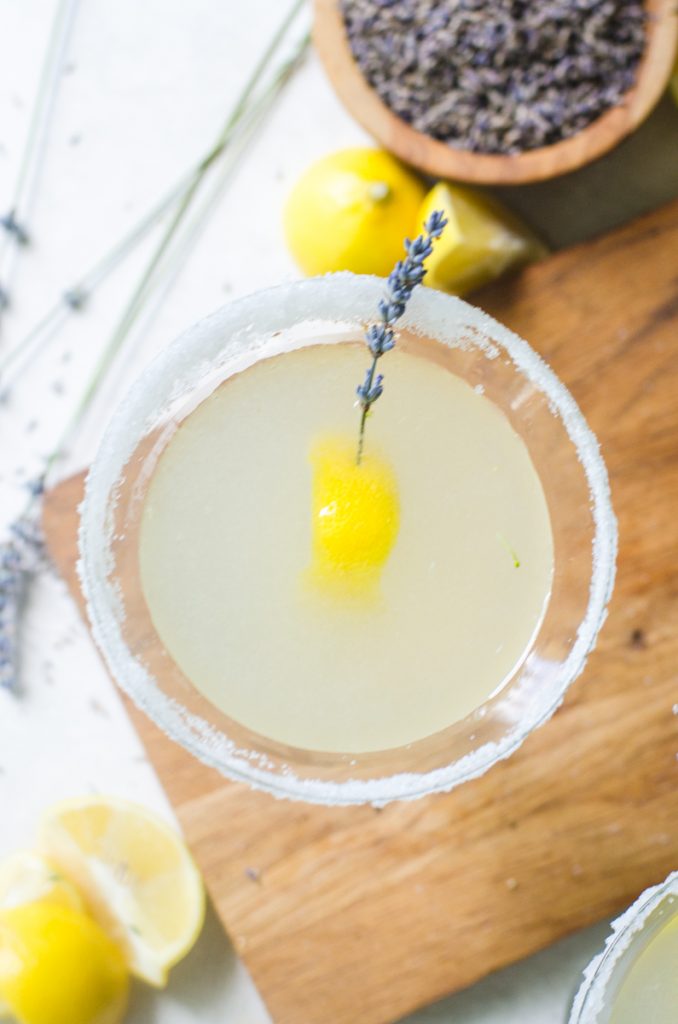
[[2, 1, 673, 1021]]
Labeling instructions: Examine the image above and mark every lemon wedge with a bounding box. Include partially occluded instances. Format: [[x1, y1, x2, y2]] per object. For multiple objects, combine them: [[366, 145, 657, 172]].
[[285, 148, 426, 276], [309, 436, 399, 592], [419, 182, 546, 295], [38, 797, 205, 988], [0, 901, 128, 1024]]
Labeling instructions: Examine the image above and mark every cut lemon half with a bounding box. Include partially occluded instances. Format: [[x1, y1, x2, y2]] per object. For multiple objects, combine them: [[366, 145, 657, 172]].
[[38, 797, 205, 988]]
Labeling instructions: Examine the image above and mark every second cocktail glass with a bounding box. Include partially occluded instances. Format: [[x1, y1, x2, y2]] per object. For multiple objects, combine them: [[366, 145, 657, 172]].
[[570, 873, 678, 1024]]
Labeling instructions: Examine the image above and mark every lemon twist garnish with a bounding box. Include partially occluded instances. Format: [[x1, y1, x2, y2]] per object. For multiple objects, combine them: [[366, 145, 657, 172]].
[[308, 437, 399, 594]]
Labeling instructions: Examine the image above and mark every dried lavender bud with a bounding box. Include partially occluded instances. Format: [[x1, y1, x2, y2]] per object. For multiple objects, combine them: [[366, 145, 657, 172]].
[[356, 369, 385, 405], [365, 322, 396, 356], [341, 0, 646, 154], [0, 210, 29, 246]]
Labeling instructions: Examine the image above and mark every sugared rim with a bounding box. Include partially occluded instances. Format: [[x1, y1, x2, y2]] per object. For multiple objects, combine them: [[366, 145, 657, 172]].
[[78, 274, 617, 805], [569, 871, 678, 1023]]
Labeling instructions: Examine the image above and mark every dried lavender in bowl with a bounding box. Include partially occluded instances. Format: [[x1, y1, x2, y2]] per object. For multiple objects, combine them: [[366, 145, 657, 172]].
[[341, 0, 647, 154]]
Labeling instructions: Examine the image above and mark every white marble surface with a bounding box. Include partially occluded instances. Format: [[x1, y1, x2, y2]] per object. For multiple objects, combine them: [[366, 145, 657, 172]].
[[0, 2, 618, 1021]]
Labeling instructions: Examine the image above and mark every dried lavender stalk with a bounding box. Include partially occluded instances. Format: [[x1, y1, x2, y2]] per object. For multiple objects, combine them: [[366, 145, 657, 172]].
[[0, 2, 309, 697], [0, 511, 48, 692], [341, 0, 646, 154]]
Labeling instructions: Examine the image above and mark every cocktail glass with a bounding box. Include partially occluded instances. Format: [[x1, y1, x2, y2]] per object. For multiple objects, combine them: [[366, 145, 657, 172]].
[[78, 275, 616, 805], [569, 872, 678, 1023]]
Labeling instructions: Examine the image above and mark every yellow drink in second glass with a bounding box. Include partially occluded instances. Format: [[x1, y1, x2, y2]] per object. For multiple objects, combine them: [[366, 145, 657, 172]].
[[609, 913, 678, 1024], [139, 341, 553, 754]]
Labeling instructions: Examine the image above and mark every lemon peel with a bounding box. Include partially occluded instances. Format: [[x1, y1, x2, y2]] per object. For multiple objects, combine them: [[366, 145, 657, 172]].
[[308, 436, 399, 595]]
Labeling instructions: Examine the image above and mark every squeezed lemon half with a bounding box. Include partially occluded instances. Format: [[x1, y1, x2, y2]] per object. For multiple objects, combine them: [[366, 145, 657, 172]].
[[309, 436, 399, 593]]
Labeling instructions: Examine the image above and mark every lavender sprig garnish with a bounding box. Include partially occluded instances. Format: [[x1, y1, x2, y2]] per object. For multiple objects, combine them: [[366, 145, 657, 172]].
[[356, 209, 447, 463]]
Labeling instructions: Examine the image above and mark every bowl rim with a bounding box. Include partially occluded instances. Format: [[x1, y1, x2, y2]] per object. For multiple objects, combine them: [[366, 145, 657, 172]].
[[78, 274, 618, 805], [313, 0, 678, 185]]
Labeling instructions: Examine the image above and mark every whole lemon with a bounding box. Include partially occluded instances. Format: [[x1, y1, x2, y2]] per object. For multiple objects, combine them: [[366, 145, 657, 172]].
[[284, 148, 426, 276], [0, 902, 129, 1024]]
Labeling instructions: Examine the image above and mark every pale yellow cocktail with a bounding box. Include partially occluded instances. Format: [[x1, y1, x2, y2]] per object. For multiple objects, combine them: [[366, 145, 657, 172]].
[[571, 874, 678, 1024], [139, 341, 553, 753], [609, 913, 678, 1024]]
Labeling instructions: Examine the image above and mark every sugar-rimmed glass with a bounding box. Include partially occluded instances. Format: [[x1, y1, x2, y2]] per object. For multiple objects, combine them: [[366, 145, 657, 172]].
[[569, 872, 678, 1023], [78, 275, 616, 805]]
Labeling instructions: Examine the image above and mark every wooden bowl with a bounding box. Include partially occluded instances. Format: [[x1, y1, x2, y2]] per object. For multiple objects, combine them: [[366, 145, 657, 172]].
[[313, 0, 678, 185]]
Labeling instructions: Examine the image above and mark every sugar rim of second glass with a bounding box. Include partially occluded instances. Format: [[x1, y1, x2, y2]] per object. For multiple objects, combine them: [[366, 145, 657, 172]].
[[78, 274, 618, 805], [569, 871, 678, 1023]]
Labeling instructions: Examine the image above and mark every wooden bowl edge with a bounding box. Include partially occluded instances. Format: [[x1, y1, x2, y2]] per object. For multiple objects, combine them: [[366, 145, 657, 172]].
[[313, 0, 678, 185]]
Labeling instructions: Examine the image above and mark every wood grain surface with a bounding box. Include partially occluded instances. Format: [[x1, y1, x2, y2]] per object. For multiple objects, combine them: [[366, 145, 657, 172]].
[[43, 200, 678, 1024], [313, 0, 678, 185]]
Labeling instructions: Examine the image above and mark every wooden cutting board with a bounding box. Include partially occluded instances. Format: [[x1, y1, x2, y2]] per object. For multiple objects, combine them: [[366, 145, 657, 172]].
[[43, 200, 678, 1024]]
